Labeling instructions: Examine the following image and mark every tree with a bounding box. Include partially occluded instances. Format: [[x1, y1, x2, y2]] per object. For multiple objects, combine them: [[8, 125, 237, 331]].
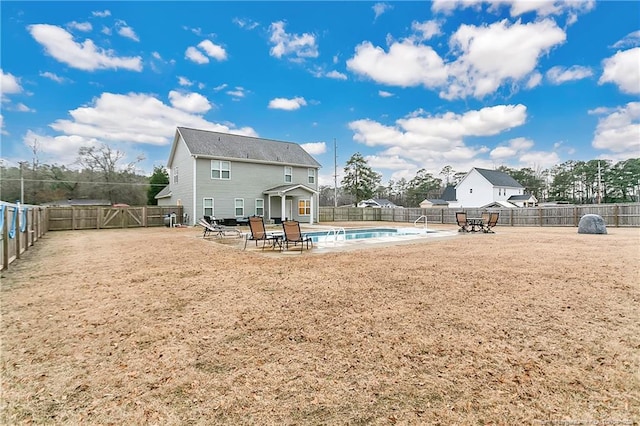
[[405, 169, 442, 207], [440, 165, 455, 186], [147, 166, 169, 205], [341, 153, 381, 205]]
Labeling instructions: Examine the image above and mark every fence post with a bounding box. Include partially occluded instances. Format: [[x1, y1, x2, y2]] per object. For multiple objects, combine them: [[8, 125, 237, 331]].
[[574, 207, 579, 227], [539, 207, 543, 227], [2, 207, 8, 270], [614, 205, 619, 227], [15, 207, 21, 260]]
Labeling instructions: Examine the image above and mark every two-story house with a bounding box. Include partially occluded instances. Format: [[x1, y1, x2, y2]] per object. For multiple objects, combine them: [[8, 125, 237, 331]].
[[156, 127, 321, 225], [455, 167, 525, 208]]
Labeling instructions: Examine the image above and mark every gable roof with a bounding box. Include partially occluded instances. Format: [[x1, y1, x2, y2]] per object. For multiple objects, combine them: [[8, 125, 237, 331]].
[[474, 168, 523, 188], [421, 198, 448, 206], [441, 185, 457, 201], [154, 185, 171, 199], [169, 127, 321, 169], [509, 194, 537, 201], [263, 184, 318, 195]]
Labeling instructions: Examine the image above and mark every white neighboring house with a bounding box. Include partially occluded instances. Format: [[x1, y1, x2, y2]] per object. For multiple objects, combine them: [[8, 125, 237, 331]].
[[156, 127, 321, 225], [357, 198, 400, 208], [455, 168, 527, 208]]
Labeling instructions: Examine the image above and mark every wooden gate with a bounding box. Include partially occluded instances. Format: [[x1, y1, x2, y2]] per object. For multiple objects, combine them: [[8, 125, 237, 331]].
[[100, 207, 145, 228]]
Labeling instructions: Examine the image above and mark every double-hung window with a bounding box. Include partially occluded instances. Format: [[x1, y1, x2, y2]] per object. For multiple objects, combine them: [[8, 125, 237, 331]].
[[235, 198, 244, 217], [298, 199, 311, 216], [284, 166, 292, 183], [211, 160, 230, 180], [203, 198, 214, 217], [255, 199, 264, 216], [308, 168, 315, 185]]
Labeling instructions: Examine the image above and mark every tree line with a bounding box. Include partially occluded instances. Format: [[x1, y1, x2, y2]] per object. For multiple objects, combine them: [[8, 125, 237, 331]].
[[1, 144, 168, 206], [324, 153, 640, 207], [1, 144, 638, 208]]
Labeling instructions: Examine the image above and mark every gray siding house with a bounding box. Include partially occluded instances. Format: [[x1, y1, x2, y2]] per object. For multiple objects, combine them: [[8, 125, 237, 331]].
[[157, 127, 321, 225]]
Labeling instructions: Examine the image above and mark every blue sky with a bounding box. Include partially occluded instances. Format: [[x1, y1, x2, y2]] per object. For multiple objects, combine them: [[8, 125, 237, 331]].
[[1, 1, 639, 186]]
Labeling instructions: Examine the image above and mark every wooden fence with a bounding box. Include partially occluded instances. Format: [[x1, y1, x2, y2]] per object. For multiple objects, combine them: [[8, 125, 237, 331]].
[[319, 203, 640, 227], [46, 205, 184, 231], [1, 202, 49, 271]]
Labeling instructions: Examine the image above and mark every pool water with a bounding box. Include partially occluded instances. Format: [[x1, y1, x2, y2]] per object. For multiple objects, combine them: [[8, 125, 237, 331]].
[[305, 227, 434, 243]]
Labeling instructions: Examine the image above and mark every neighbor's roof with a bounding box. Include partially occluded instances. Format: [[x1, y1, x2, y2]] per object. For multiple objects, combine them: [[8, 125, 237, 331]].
[[509, 194, 537, 201], [422, 198, 448, 206], [440, 185, 457, 201], [171, 127, 321, 168], [154, 186, 172, 199], [474, 168, 523, 188]]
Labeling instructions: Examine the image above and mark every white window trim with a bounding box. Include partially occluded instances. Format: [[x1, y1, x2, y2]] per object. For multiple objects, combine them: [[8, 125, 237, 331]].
[[255, 199, 264, 217], [211, 160, 231, 180], [203, 197, 214, 217], [308, 168, 315, 184], [173, 166, 179, 184], [284, 166, 293, 183], [234, 198, 244, 217], [298, 199, 311, 216]]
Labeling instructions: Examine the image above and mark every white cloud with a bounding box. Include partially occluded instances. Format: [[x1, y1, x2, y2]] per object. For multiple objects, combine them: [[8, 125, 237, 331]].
[[40, 71, 66, 83], [518, 151, 560, 169], [378, 90, 393, 98], [168, 91, 212, 113], [227, 87, 247, 99], [27, 24, 142, 71], [526, 71, 542, 89], [1, 69, 23, 94], [348, 104, 528, 173], [0, 114, 6, 135], [213, 83, 228, 92], [185, 40, 227, 64], [233, 17, 259, 30], [325, 70, 347, 80], [433, 0, 595, 21], [373, 3, 393, 20], [611, 30, 640, 49], [28, 92, 257, 164], [300, 142, 326, 155], [116, 20, 139, 42], [590, 102, 640, 156], [346, 40, 447, 88], [268, 96, 307, 111], [92, 10, 111, 18], [177, 76, 193, 87], [67, 21, 92, 32], [197, 40, 227, 61], [185, 46, 209, 64], [546, 65, 593, 84], [269, 21, 318, 60], [490, 137, 534, 160], [599, 48, 640, 95], [411, 20, 441, 41], [15, 103, 35, 112], [443, 19, 566, 99]]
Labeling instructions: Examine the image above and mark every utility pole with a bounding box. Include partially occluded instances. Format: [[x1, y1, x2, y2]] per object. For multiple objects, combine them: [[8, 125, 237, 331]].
[[18, 161, 28, 204], [333, 138, 338, 207]]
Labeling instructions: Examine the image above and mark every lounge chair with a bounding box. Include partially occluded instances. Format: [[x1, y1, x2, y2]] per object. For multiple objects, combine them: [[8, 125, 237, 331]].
[[282, 220, 313, 252], [198, 217, 241, 239], [455, 212, 470, 232], [483, 212, 500, 233], [244, 216, 281, 250]]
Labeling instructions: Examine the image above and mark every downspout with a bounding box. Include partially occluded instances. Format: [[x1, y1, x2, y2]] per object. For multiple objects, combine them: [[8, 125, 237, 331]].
[[310, 194, 314, 225], [192, 156, 197, 225]]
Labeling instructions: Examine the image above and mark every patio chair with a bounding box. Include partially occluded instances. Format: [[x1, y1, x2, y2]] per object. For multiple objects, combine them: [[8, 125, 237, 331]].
[[483, 212, 500, 233], [198, 217, 241, 239], [244, 216, 280, 250], [455, 212, 470, 232], [282, 220, 313, 252]]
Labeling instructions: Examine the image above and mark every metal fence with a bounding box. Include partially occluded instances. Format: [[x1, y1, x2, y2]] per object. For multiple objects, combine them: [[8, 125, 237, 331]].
[[319, 203, 640, 227], [1, 202, 48, 271]]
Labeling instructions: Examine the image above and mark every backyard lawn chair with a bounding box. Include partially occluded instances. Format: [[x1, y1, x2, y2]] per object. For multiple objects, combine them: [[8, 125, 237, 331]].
[[483, 212, 500, 233], [198, 217, 241, 239], [456, 212, 470, 232], [244, 216, 280, 250], [282, 220, 313, 252]]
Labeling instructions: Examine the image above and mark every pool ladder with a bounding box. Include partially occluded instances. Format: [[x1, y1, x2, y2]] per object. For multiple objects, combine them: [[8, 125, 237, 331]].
[[325, 227, 346, 242], [414, 215, 428, 228]]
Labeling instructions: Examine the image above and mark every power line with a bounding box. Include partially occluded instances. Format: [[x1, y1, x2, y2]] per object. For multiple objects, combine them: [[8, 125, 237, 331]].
[[1, 178, 167, 186]]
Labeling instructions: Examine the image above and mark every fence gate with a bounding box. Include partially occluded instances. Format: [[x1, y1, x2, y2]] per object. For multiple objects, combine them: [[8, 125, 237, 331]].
[[125, 207, 144, 227]]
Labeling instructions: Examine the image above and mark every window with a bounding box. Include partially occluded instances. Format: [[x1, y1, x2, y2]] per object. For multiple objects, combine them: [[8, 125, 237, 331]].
[[255, 199, 264, 216], [203, 198, 214, 216], [211, 160, 230, 179], [284, 166, 292, 183], [173, 166, 178, 184], [298, 199, 311, 216], [308, 168, 316, 184], [235, 198, 244, 217]]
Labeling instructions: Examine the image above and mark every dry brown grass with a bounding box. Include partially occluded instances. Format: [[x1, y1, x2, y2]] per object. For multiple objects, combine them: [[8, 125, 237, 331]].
[[1, 223, 639, 425]]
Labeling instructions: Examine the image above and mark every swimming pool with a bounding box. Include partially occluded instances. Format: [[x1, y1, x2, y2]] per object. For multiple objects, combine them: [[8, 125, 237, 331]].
[[305, 227, 434, 243]]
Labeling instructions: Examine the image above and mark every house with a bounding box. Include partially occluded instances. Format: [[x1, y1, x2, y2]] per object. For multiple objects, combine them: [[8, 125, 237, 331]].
[[157, 127, 321, 225], [419, 185, 460, 209], [508, 193, 538, 208], [419, 198, 448, 208], [455, 168, 526, 208], [357, 198, 400, 208]]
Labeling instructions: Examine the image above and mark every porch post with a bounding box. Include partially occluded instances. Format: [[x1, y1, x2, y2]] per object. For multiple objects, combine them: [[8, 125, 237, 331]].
[[310, 195, 314, 225], [281, 195, 286, 221], [267, 194, 272, 221]]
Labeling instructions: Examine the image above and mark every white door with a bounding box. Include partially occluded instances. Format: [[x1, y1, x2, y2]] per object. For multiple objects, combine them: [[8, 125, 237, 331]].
[[286, 199, 293, 221]]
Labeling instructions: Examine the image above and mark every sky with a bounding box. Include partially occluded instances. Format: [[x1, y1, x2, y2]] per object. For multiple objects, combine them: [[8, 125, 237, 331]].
[[1, 1, 639, 187]]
